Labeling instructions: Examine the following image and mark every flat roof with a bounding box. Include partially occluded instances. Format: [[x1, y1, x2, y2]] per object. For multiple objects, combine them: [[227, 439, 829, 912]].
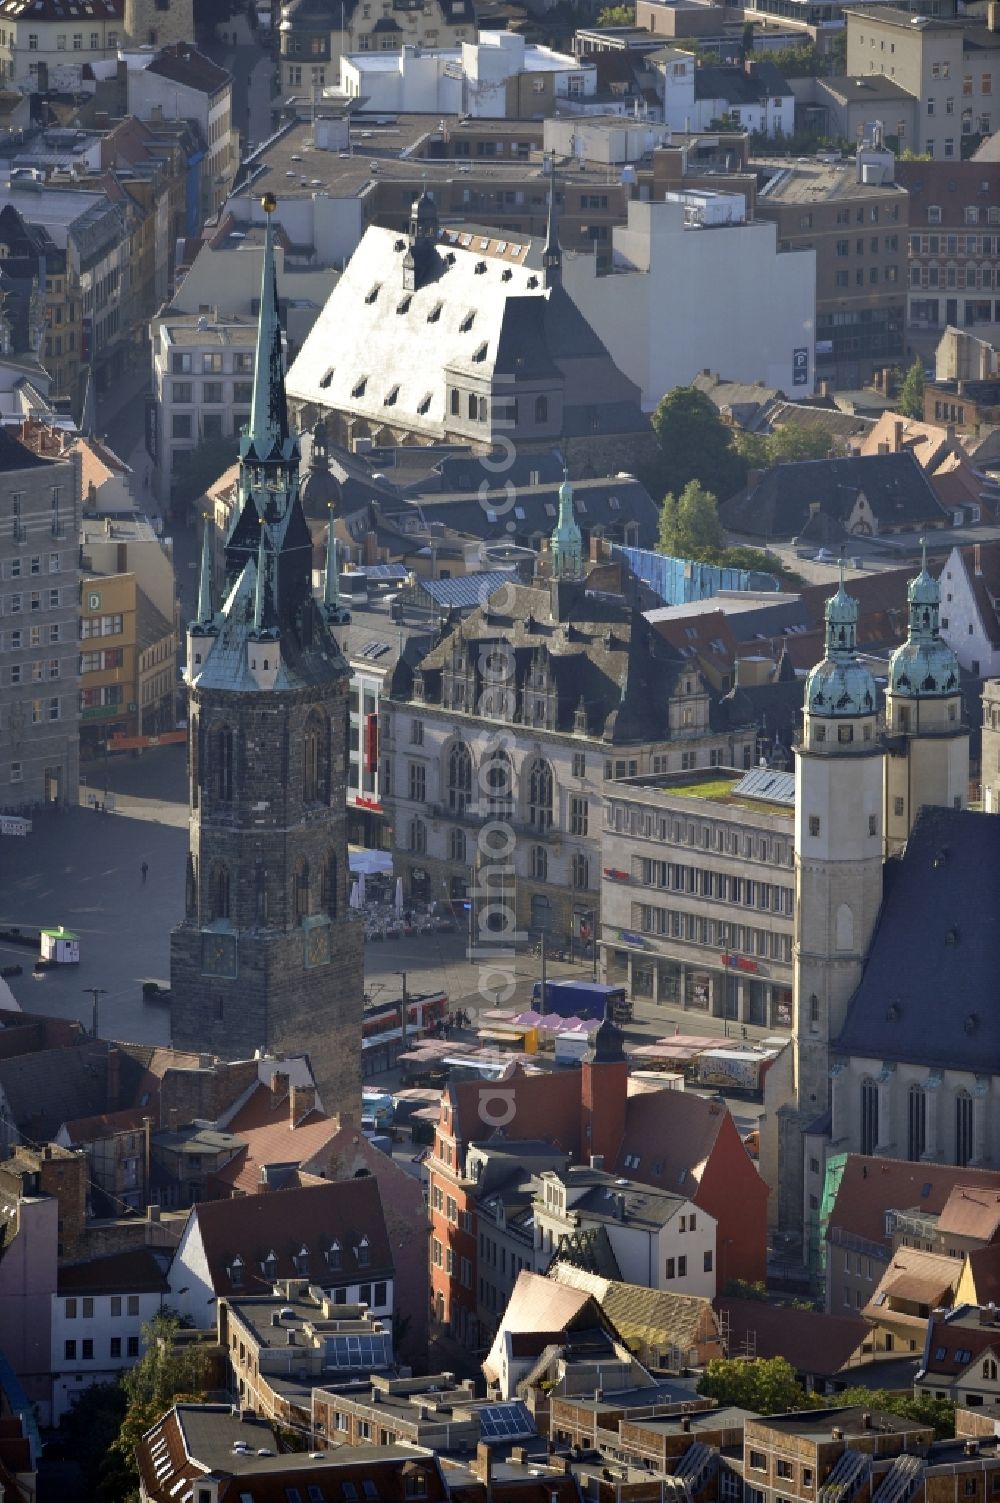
[[747, 1405, 927, 1440], [609, 767, 796, 815], [754, 156, 906, 203]]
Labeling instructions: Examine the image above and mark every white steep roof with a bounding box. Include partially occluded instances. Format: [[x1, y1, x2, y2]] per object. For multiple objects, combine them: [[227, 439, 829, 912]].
[[286, 224, 545, 435]]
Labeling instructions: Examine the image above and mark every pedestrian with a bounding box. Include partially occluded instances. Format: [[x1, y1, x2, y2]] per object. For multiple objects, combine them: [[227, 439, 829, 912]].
[[141, 861, 149, 884]]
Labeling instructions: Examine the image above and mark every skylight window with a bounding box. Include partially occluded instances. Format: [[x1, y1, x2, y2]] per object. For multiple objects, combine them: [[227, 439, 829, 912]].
[[319, 368, 334, 388], [459, 310, 475, 332], [396, 295, 412, 314], [365, 283, 381, 304], [427, 302, 442, 323], [352, 376, 368, 398], [472, 342, 487, 362], [384, 385, 400, 406]]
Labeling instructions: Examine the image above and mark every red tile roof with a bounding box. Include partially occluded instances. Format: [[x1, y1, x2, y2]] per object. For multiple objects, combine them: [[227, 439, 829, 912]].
[[715, 1297, 870, 1377], [58, 1248, 169, 1296], [829, 1157, 1000, 1251], [186, 1176, 393, 1298], [938, 1187, 1000, 1244], [922, 1312, 1000, 1377]]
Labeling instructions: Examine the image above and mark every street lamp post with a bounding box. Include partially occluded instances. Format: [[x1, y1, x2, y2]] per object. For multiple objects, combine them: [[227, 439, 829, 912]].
[[83, 986, 108, 1039]]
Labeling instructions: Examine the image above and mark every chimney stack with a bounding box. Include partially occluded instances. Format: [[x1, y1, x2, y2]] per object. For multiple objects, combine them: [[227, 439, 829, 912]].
[[892, 419, 904, 453], [975, 543, 983, 577], [290, 1082, 317, 1128], [271, 1070, 290, 1108]]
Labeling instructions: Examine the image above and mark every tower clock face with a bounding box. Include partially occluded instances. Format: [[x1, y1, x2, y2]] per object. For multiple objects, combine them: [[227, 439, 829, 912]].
[[201, 931, 237, 978], [305, 922, 331, 968]]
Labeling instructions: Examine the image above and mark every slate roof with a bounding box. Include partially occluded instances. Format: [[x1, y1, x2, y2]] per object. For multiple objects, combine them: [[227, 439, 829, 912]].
[[694, 61, 791, 104], [835, 807, 1000, 1072], [409, 575, 718, 743], [144, 42, 231, 98], [720, 452, 953, 542], [714, 1297, 869, 1377], [0, 1040, 113, 1142], [396, 475, 659, 552], [184, 1176, 393, 1298]]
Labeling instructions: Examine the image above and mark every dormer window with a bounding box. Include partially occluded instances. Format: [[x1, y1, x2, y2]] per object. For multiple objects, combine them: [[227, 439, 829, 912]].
[[384, 385, 399, 406], [326, 1240, 342, 1270], [293, 1243, 309, 1276], [319, 367, 334, 388], [365, 283, 381, 304], [262, 1250, 278, 1280], [396, 295, 412, 314], [427, 302, 442, 323], [352, 376, 368, 398], [459, 310, 475, 331], [227, 1255, 244, 1286], [472, 342, 487, 363], [356, 1235, 370, 1268], [417, 392, 432, 415]]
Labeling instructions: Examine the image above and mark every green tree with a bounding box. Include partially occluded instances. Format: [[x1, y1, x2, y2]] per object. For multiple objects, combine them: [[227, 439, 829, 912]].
[[698, 1356, 808, 1412], [596, 2, 634, 22], [765, 424, 835, 463], [648, 386, 747, 502], [831, 1388, 955, 1439], [749, 41, 822, 77], [895, 357, 926, 419], [658, 480, 726, 558], [104, 1316, 211, 1502]]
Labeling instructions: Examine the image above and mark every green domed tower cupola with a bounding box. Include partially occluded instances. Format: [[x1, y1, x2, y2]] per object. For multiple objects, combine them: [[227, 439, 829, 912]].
[[804, 559, 877, 724], [550, 469, 583, 580], [887, 540, 960, 701], [884, 540, 968, 855]]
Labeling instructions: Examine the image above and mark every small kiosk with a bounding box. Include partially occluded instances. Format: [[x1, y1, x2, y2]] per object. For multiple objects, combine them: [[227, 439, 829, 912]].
[[40, 927, 80, 964]]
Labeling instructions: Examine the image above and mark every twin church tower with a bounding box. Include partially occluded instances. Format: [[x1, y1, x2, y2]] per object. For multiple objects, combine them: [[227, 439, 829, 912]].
[[169, 197, 363, 1116], [779, 550, 967, 1232]]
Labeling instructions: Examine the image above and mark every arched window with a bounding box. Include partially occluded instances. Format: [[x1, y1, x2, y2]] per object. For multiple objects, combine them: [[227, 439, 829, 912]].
[[409, 818, 427, 855], [447, 741, 472, 813], [835, 903, 854, 951], [482, 750, 513, 819], [526, 758, 553, 830], [530, 844, 547, 881], [449, 827, 466, 863], [860, 1076, 879, 1156], [956, 1089, 975, 1166], [907, 1083, 926, 1161], [216, 725, 234, 802], [322, 851, 338, 918], [303, 711, 328, 803], [293, 859, 310, 921], [571, 853, 589, 890], [211, 863, 231, 921], [535, 394, 548, 424]]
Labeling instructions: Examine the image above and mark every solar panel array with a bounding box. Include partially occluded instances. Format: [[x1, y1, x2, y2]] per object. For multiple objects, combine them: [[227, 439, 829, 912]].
[[477, 1402, 535, 1440], [326, 1333, 393, 1368]]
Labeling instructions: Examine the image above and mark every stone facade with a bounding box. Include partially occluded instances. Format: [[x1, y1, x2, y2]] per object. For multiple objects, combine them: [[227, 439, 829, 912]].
[[170, 676, 364, 1118], [123, 0, 192, 49], [169, 206, 363, 1122]]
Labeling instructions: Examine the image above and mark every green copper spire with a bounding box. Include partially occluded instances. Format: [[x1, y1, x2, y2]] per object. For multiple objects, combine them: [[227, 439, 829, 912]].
[[887, 537, 960, 699], [805, 554, 876, 719], [195, 520, 214, 628], [551, 468, 582, 579], [323, 514, 339, 611], [246, 194, 289, 463]]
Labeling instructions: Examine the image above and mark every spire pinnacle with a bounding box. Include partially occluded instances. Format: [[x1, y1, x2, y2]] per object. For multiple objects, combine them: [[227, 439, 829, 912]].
[[246, 194, 289, 462], [196, 520, 214, 627], [324, 513, 339, 611], [253, 521, 267, 633], [542, 153, 561, 287]]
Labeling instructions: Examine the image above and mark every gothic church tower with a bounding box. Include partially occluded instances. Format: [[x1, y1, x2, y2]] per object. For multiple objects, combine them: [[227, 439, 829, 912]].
[[779, 567, 885, 1237], [884, 545, 968, 856], [170, 197, 362, 1117]]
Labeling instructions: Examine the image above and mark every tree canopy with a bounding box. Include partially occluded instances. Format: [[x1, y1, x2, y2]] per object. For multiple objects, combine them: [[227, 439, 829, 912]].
[[698, 1359, 956, 1437], [596, 2, 635, 22], [734, 424, 835, 469], [647, 386, 748, 503], [658, 480, 726, 558], [895, 357, 926, 420]]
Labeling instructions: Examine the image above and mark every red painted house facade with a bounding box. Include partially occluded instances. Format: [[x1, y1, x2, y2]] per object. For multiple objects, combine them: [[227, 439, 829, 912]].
[[427, 1047, 768, 1350]]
